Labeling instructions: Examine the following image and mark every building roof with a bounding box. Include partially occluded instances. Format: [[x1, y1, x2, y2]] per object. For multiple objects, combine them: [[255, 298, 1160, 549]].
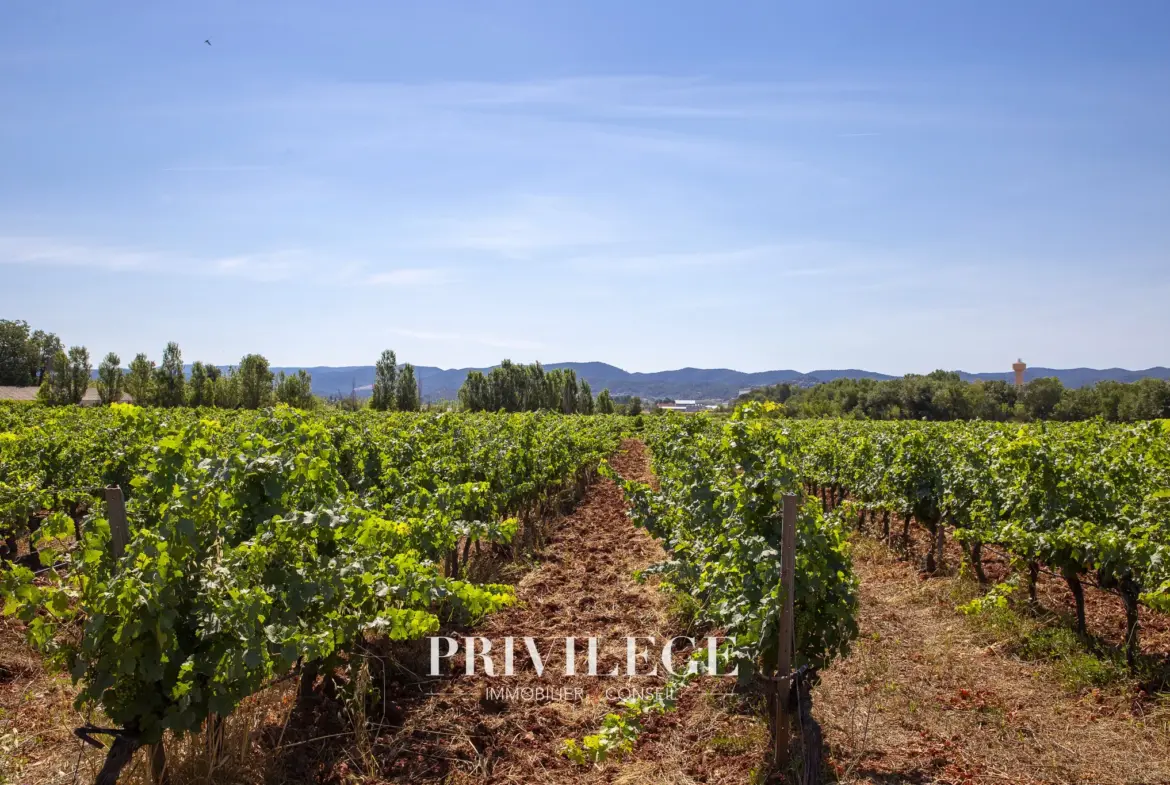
[[0, 386, 132, 404], [0, 386, 40, 402]]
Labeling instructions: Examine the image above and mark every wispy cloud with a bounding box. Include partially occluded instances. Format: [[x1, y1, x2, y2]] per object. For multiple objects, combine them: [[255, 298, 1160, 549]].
[[565, 241, 900, 276], [0, 235, 448, 287], [429, 195, 625, 259], [388, 328, 543, 351], [0, 236, 157, 272], [365, 268, 453, 286]]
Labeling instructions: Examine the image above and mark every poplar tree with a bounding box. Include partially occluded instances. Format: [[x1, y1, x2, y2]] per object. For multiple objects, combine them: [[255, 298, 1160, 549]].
[[275, 369, 315, 409], [395, 363, 421, 411], [125, 353, 154, 404], [238, 354, 274, 409], [596, 388, 615, 414], [96, 352, 123, 404], [577, 380, 594, 414], [154, 342, 186, 407], [371, 350, 398, 411], [39, 346, 90, 405], [188, 362, 209, 406]]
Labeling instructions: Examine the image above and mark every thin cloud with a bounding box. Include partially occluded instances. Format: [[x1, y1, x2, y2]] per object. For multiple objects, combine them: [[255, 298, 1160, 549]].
[[365, 268, 452, 286], [566, 242, 882, 275], [0, 235, 436, 287], [429, 195, 625, 259], [388, 328, 543, 351]]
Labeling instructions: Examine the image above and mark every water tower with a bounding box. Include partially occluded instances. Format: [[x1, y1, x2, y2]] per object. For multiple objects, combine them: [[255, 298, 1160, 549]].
[[1012, 359, 1026, 388]]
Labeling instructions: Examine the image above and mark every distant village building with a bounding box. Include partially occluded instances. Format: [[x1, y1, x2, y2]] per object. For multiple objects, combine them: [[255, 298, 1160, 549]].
[[655, 399, 713, 413]]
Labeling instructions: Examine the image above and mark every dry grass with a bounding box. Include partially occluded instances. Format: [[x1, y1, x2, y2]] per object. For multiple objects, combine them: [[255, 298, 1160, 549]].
[[816, 535, 1170, 785]]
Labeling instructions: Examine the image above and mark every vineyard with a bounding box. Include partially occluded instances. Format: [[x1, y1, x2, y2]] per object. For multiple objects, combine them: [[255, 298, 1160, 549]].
[[784, 413, 1170, 666], [0, 403, 624, 782], [2, 401, 1170, 784], [624, 407, 1170, 666]]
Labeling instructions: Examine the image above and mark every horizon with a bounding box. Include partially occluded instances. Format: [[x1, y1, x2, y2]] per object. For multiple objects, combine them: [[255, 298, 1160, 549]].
[[2, 2, 1168, 372], [196, 359, 1170, 376], [38, 353, 1170, 379]]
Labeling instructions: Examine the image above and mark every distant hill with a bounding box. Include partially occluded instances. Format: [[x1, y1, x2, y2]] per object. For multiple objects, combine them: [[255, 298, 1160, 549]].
[[95, 363, 1170, 402], [267, 363, 1170, 402]]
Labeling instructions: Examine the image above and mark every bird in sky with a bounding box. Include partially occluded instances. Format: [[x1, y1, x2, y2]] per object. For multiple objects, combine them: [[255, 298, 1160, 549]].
[[204, 39, 211, 46]]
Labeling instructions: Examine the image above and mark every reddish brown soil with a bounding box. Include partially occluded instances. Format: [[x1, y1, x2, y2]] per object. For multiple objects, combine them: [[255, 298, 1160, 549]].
[[850, 508, 1170, 662], [817, 532, 1170, 785], [341, 438, 765, 784]]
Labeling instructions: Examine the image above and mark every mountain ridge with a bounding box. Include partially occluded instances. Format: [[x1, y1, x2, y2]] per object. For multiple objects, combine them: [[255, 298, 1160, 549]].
[[258, 363, 1170, 402]]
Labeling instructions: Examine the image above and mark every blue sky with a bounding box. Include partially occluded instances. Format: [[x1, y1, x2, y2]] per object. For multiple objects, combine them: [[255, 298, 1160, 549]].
[[2, 1, 1168, 373]]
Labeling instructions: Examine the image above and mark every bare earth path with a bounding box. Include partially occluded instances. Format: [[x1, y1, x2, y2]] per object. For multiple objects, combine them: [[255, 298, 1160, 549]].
[[374, 438, 765, 785], [376, 437, 676, 783], [815, 538, 1170, 785]]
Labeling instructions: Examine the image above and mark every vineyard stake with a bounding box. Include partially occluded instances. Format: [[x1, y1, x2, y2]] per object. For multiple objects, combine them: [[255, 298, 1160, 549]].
[[774, 493, 797, 767], [103, 486, 128, 559], [150, 740, 169, 785]]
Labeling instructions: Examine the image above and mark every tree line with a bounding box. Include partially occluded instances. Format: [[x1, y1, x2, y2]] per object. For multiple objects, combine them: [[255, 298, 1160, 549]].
[[737, 371, 1170, 421], [0, 320, 425, 411], [457, 359, 639, 414]]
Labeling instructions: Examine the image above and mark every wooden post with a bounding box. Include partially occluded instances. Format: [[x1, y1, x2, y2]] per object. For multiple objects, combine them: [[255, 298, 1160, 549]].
[[103, 486, 128, 559], [774, 493, 798, 767], [150, 740, 169, 785]]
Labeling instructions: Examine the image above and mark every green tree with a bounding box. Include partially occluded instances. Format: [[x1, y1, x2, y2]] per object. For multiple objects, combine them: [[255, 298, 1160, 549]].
[[560, 369, 578, 414], [188, 362, 210, 407], [973, 380, 1016, 421], [212, 366, 240, 409], [96, 352, 123, 404], [577, 380, 594, 414], [627, 396, 643, 416], [67, 346, 91, 403], [275, 369, 315, 409], [596, 388, 615, 414], [29, 329, 63, 385], [395, 363, 421, 411], [38, 349, 70, 405], [0, 319, 38, 385], [154, 342, 185, 407], [491, 359, 523, 412], [371, 350, 398, 411], [125, 353, 154, 404], [1095, 381, 1126, 421], [1053, 385, 1100, 421], [1118, 378, 1170, 421], [1021, 377, 1065, 421], [238, 354, 274, 409], [459, 370, 491, 411], [38, 346, 90, 405]]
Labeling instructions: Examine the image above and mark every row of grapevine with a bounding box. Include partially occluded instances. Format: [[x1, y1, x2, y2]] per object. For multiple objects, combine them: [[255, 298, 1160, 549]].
[[609, 405, 860, 679], [0, 402, 625, 781], [782, 413, 1170, 666]]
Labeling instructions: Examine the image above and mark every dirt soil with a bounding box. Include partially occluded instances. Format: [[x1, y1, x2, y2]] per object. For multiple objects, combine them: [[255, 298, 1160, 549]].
[[347, 437, 766, 784], [815, 535, 1170, 785], [886, 510, 1170, 661]]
